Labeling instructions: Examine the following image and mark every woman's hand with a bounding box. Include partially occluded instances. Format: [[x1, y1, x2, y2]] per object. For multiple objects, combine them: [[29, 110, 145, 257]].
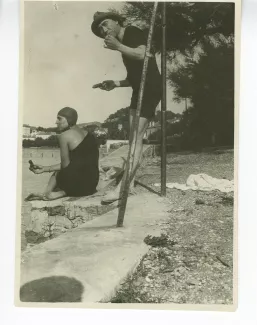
[[29, 165, 45, 174], [104, 35, 121, 51]]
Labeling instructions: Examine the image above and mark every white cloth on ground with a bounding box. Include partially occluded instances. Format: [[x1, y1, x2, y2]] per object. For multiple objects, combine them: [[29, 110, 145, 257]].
[[154, 173, 234, 193]]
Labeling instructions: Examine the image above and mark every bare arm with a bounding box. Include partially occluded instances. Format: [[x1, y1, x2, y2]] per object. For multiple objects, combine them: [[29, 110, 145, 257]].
[[30, 162, 61, 174], [43, 135, 70, 171], [58, 134, 70, 168], [117, 44, 146, 61], [114, 79, 131, 88], [104, 35, 146, 61], [93, 78, 131, 91], [44, 163, 61, 172]]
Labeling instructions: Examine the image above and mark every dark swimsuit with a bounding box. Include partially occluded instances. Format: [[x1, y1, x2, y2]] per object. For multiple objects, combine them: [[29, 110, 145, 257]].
[[56, 132, 99, 197], [121, 26, 162, 119]]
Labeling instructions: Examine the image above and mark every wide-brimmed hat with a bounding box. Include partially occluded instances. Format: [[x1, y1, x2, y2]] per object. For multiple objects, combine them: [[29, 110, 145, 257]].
[[91, 11, 125, 38]]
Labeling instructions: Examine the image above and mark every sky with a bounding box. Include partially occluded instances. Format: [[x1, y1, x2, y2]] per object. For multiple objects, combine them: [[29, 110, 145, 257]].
[[23, 1, 184, 127]]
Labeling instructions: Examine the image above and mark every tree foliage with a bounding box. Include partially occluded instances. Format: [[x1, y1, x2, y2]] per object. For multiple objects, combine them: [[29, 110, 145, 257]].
[[120, 2, 234, 55], [36, 126, 57, 132], [102, 107, 130, 140], [102, 107, 182, 140], [170, 39, 234, 146], [23, 135, 58, 148], [113, 2, 235, 148]]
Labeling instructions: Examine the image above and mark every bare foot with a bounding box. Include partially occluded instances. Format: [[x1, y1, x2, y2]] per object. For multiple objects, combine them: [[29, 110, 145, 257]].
[[101, 187, 136, 204], [42, 191, 66, 201], [25, 193, 44, 201], [101, 190, 120, 204]]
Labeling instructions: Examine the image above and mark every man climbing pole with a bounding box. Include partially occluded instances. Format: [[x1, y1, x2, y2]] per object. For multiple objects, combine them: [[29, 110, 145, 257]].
[[91, 11, 161, 203]]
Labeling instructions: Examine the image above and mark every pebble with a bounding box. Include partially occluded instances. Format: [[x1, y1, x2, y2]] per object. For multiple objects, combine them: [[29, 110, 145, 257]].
[[64, 224, 73, 229], [67, 214, 76, 220], [44, 231, 50, 238], [173, 207, 185, 212], [186, 279, 199, 286]]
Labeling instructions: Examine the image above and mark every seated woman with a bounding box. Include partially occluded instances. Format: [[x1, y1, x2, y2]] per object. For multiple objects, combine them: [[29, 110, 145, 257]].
[[26, 107, 99, 201]]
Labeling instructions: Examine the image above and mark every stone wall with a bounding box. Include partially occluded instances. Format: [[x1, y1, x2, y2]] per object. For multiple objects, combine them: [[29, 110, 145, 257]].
[[23, 196, 117, 246]]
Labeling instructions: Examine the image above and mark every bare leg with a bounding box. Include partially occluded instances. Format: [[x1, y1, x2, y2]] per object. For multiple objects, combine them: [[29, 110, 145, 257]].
[[44, 171, 58, 193], [43, 171, 66, 200], [102, 110, 149, 203], [25, 172, 66, 201], [128, 109, 148, 189]]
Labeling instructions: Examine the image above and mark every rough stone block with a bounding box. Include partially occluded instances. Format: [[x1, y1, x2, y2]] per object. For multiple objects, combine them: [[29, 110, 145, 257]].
[[48, 215, 73, 230], [48, 205, 66, 216], [24, 192, 117, 244], [64, 197, 117, 220], [28, 210, 48, 234], [30, 200, 67, 216], [30, 199, 68, 210], [19, 193, 171, 304]]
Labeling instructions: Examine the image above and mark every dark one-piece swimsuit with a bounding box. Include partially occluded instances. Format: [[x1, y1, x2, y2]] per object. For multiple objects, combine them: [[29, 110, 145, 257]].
[[56, 132, 99, 197]]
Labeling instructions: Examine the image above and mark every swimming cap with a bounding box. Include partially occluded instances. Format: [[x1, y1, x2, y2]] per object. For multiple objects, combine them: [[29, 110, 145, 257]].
[[57, 107, 78, 126]]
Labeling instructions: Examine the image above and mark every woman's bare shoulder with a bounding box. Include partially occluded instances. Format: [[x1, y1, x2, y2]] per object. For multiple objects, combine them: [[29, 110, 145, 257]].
[[58, 129, 72, 142], [61, 127, 87, 140], [74, 126, 88, 137]]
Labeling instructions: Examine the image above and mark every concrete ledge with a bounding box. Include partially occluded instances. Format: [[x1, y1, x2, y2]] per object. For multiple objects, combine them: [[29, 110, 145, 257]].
[[19, 193, 170, 304], [23, 145, 153, 242], [26, 196, 118, 240]]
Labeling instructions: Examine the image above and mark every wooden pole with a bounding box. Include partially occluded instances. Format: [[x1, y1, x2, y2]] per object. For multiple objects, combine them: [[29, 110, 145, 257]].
[[161, 1, 167, 197], [116, 2, 159, 227]]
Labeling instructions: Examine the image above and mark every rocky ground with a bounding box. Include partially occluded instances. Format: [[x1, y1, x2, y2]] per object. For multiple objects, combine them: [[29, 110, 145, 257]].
[[110, 149, 234, 304]]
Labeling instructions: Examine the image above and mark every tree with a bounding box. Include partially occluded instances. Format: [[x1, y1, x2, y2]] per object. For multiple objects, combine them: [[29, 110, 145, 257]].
[[35, 126, 57, 132], [83, 124, 99, 133], [170, 40, 234, 146], [102, 107, 130, 140], [154, 110, 181, 123], [113, 2, 235, 148], [118, 2, 234, 55], [22, 135, 59, 148]]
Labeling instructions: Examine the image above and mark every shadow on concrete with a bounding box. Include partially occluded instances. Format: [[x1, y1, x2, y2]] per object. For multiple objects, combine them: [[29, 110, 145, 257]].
[[135, 180, 160, 196], [20, 276, 84, 302]]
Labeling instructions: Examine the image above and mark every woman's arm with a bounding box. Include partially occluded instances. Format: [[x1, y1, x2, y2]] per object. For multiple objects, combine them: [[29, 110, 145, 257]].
[[30, 163, 61, 174], [58, 134, 70, 169], [44, 163, 61, 172], [42, 134, 70, 171]]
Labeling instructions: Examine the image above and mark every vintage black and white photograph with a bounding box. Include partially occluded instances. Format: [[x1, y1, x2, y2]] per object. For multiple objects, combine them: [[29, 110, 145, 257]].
[[16, 0, 239, 309]]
